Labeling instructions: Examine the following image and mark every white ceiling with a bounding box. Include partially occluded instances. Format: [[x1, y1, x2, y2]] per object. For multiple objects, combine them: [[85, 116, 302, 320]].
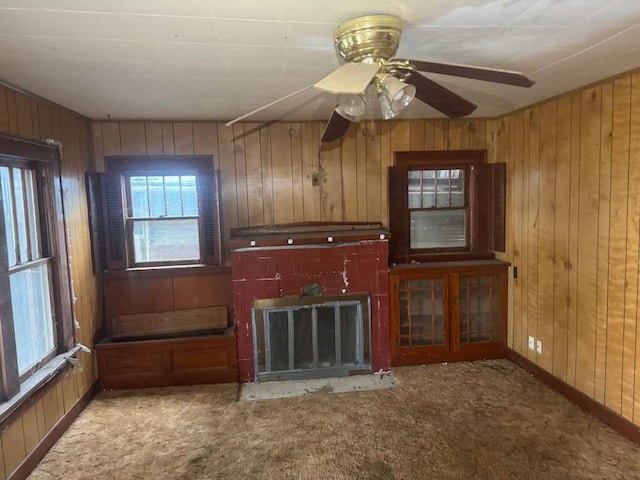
[[0, 0, 639, 122]]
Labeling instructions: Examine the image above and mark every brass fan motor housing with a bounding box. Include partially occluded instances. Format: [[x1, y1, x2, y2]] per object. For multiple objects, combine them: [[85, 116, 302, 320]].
[[333, 14, 403, 64]]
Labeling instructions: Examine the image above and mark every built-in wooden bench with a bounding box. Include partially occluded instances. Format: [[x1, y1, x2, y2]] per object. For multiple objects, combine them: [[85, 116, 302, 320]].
[[96, 306, 237, 389]]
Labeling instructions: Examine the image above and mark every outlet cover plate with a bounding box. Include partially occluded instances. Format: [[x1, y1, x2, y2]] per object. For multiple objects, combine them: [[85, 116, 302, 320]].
[[528, 336, 535, 350], [536, 339, 543, 354]]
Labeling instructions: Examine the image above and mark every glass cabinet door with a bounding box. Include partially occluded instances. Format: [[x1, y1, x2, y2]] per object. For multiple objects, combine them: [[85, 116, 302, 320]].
[[390, 263, 507, 366], [398, 277, 446, 348], [458, 274, 501, 344]]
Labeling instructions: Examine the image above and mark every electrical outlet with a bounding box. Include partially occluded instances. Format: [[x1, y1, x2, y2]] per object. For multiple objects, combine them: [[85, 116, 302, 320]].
[[536, 339, 543, 354], [528, 336, 535, 350]]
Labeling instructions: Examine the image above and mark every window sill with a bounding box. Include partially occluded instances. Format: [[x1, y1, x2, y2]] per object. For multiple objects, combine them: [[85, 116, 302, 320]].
[[103, 263, 231, 280], [0, 348, 82, 426], [391, 250, 496, 264]]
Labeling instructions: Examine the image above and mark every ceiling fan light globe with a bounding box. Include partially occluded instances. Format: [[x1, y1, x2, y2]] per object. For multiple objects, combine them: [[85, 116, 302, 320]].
[[381, 75, 415, 114], [378, 93, 397, 120], [390, 83, 416, 113], [337, 94, 366, 116]]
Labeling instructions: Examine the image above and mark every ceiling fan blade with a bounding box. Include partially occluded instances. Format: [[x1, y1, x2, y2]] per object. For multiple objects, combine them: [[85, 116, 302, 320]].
[[405, 72, 477, 117], [321, 110, 352, 143], [225, 84, 313, 126], [314, 63, 380, 95], [403, 59, 535, 88]]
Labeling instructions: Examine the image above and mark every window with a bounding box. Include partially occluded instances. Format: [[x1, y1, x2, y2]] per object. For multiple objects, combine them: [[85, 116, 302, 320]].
[[90, 156, 222, 271], [388, 150, 505, 263], [126, 173, 200, 266], [408, 168, 466, 249], [0, 134, 74, 401]]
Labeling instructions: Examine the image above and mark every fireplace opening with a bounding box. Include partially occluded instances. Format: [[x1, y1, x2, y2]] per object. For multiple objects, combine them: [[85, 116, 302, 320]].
[[252, 294, 371, 382]]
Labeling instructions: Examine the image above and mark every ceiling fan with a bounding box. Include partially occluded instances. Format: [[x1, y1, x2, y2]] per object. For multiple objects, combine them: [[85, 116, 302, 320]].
[[226, 14, 535, 143]]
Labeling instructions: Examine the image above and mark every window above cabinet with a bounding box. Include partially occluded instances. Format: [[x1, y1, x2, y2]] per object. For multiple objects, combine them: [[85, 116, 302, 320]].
[[388, 150, 505, 264]]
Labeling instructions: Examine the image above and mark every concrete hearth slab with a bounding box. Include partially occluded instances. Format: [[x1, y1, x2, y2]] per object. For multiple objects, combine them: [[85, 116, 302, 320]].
[[239, 371, 398, 401]]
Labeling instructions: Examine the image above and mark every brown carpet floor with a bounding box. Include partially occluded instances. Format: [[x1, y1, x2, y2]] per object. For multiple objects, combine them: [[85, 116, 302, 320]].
[[29, 360, 640, 480]]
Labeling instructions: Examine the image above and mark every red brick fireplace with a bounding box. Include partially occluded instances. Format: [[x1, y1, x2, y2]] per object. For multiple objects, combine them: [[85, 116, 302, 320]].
[[230, 223, 391, 383]]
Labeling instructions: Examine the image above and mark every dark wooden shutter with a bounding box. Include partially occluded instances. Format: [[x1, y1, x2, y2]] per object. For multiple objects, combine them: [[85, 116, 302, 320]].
[[388, 165, 409, 263], [85, 172, 107, 273], [472, 162, 506, 252], [198, 169, 222, 265], [103, 171, 127, 270]]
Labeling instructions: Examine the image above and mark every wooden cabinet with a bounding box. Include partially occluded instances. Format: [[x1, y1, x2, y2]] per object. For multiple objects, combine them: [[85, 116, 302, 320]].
[[389, 260, 508, 366], [96, 330, 238, 389]]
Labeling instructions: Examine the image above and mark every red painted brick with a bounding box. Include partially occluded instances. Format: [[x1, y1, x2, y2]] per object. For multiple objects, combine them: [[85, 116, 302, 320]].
[[231, 239, 390, 381]]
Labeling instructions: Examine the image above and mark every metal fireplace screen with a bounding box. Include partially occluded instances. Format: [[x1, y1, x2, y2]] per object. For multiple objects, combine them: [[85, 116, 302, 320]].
[[252, 294, 371, 382]]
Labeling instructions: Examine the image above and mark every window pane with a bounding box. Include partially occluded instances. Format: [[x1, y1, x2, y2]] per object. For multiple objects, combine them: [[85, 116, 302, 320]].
[[10, 263, 55, 374], [1, 166, 16, 266], [133, 218, 200, 263], [12, 168, 28, 263], [408, 171, 421, 208], [450, 169, 465, 207], [410, 209, 466, 249], [421, 170, 435, 208], [164, 176, 182, 216], [24, 169, 40, 258], [181, 175, 198, 216], [129, 176, 149, 217], [436, 170, 451, 207], [129, 175, 198, 219], [147, 176, 166, 217]]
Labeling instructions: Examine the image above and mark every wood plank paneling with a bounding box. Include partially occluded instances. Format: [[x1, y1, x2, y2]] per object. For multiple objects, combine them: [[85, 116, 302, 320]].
[[526, 107, 540, 361], [623, 73, 640, 420], [2, 419, 26, 477], [290, 123, 305, 223], [243, 123, 265, 226], [271, 123, 296, 223], [341, 125, 358, 221], [511, 113, 524, 354], [496, 69, 640, 426], [173, 123, 194, 155], [537, 102, 557, 372], [566, 92, 582, 387], [319, 132, 343, 222], [365, 122, 382, 222], [552, 96, 572, 382], [594, 82, 613, 403], [0, 87, 10, 133], [232, 123, 249, 227], [606, 77, 631, 414], [119, 123, 146, 155], [161, 123, 175, 154], [575, 87, 601, 397], [144, 122, 164, 155], [300, 123, 321, 221]]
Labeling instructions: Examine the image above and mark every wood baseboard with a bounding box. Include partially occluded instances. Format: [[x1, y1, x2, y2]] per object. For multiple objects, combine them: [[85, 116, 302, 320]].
[[8, 381, 99, 480], [507, 349, 640, 445]]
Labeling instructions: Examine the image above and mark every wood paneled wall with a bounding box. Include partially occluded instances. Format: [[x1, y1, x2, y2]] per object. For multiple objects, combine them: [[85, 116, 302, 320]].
[[0, 85, 99, 479], [92, 119, 498, 262], [498, 70, 640, 425]]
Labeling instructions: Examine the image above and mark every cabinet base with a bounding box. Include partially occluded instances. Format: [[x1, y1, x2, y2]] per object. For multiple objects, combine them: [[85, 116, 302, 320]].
[[96, 332, 238, 389]]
